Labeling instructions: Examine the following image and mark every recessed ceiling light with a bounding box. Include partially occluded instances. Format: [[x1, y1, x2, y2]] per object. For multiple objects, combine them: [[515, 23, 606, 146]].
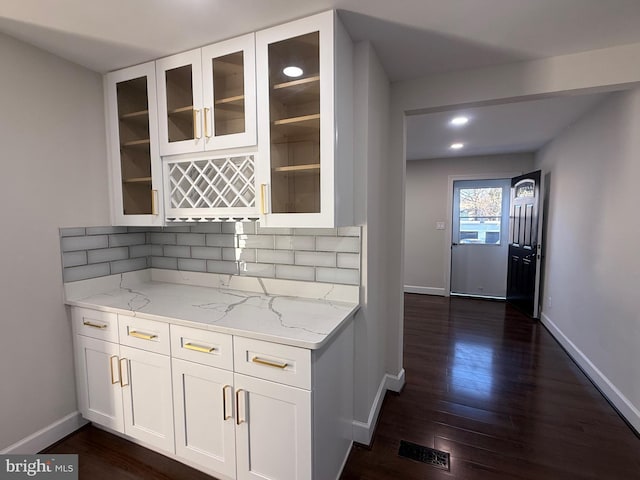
[[450, 143, 464, 150], [283, 66, 303, 78], [450, 116, 469, 126]]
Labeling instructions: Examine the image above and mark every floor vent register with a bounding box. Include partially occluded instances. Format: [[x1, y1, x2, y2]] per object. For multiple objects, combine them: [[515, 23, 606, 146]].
[[398, 440, 451, 471]]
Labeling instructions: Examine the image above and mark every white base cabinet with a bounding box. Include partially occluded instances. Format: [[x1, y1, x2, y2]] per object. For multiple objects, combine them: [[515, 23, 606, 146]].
[[172, 358, 236, 479], [74, 335, 124, 432], [120, 345, 174, 453], [72, 306, 354, 480], [72, 309, 174, 455], [234, 373, 311, 480]]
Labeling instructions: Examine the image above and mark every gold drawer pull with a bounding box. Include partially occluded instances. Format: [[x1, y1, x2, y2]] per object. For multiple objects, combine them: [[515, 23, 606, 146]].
[[129, 330, 157, 341], [83, 321, 107, 329], [119, 358, 129, 387], [252, 357, 287, 369], [236, 389, 245, 425], [110, 356, 119, 385], [260, 184, 268, 215], [184, 343, 215, 353], [222, 385, 232, 421]]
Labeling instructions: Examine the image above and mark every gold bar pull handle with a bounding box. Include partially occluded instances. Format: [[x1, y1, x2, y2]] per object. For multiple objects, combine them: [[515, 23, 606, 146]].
[[193, 109, 202, 139], [151, 189, 158, 215], [252, 356, 287, 369], [129, 330, 157, 341], [119, 358, 129, 387], [83, 321, 107, 329], [260, 184, 268, 215], [222, 385, 232, 421], [204, 107, 212, 138], [236, 389, 246, 425], [109, 355, 119, 385], [184, 343, 215, 353]]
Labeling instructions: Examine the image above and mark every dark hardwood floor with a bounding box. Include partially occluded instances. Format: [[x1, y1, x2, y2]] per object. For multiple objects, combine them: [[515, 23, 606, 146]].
[[45, 294, 640, 479], [341, 294, 640, 479]]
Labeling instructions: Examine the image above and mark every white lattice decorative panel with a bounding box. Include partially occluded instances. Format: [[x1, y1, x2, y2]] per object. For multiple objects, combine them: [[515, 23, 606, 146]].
[[164, 155, 258, 221]]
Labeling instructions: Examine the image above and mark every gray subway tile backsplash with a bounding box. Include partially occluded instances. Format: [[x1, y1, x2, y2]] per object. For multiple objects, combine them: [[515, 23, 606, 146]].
[[222, 247, 256, 262], [61, 235, 108, 252], [237, 234, 274, 249], [337, 252, 360, 269], [60, 222, 361, 286], [275, 235, 315, 251], [294, 251, 336, 267], [176, 233, 206, 246], [87, 247, 128, 264], [275, 264, 315, 282], [239, 262, 275, 278], [62, 251, 87, 268], [191, 246, 223, 260], [315, 267, 360, 285], [315, 236, 360, 253], [129, 244, 152, 258], [108, 233, 146, 247], [86, 226, 128, 235], [178, 258, 207, 272], [150, 232, 177, 245], [206, 234, 235, 248], [206, 260, 239, 275], [111, 257, 148, 274], [151, 256, 178, 270], [63, 262, 110, 282], [163, 245, 191, 258], [60, 227, 86, 237], [256, 249, 295, 265]]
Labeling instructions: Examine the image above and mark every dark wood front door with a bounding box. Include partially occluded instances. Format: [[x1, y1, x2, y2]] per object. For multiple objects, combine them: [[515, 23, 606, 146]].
[[507, 170, 542, 318]]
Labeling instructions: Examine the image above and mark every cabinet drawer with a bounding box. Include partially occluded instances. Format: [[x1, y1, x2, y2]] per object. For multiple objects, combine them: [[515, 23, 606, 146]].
[[233, 337, 311, 389], [118, 315, 170, 355], [170, 324, 233, 371], [72, 307, 118, 343]]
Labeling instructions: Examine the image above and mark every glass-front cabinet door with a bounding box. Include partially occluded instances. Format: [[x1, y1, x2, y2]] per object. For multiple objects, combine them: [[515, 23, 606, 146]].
[[156, 50, 204, 156], [105, 62, 163, 226], [256, 10, 354, 227], [202, 33, 256, 150], [156, 37, 256, 156]]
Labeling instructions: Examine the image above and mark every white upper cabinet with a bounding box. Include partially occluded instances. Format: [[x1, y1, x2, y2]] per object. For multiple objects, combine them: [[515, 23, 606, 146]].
[[202, 34, 257, 151], [156, 34, 257, 156], [105, 62, 164, 226], [256, 11, 354, 228]]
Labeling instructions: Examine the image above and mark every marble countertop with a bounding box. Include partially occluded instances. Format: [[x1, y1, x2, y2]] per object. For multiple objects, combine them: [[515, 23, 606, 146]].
[[66, 272, 359, 349]]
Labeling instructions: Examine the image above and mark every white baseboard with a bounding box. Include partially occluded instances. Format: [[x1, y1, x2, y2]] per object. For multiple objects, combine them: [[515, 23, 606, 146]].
[[1, 412, 88, 454], [404, 285, 445, 296], [352, 369, 406, 445], [541, 312, 640, 434]]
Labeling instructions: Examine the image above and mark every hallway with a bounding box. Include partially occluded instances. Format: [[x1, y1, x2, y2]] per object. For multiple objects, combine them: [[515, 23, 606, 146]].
[[341, 294, 640, 479]]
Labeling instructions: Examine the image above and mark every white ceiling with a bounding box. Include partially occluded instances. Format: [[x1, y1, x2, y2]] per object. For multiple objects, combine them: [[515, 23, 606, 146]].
[[3, 1, 640, 80], [406, 93, 608, 161]]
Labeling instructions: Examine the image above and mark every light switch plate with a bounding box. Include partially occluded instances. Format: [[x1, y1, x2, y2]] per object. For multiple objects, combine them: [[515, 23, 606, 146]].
[[436, 221, 445, 230]]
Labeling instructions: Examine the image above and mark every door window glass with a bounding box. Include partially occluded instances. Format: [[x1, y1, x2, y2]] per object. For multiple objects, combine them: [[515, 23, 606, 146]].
[[457, 187, 502, 245]]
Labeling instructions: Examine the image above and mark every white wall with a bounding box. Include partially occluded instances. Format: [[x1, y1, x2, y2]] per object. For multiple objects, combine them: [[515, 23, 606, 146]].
[[0, 33, 109, 450], [352, 41, 393, 443], [404, 153, 534, 294], [535, 87, 640, 431], [386, 41, 640, 390]]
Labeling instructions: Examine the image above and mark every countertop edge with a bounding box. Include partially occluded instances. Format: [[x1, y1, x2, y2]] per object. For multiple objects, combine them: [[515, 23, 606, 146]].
[[66, 299, 359, 350]]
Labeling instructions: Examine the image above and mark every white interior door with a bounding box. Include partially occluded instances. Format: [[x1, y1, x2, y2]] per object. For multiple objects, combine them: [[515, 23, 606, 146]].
[[451, 178, 511, 297]]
